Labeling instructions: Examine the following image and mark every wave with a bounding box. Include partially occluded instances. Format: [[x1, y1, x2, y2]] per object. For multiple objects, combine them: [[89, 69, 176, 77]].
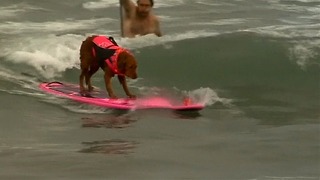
[[0, 3, 45, 19], [0, 0, 319, 105], [1, 31, 318, 115], [82, 0, 185, 10], [0, 29, 220, 80], [1, 34, 82, 79], [83, 0, 119, 10], [241, 25, 320, 69], [0, 18, 116, 35], [1, 29, 319, 85], [289, 40, 320, 69], [243, 23, 320, 39]]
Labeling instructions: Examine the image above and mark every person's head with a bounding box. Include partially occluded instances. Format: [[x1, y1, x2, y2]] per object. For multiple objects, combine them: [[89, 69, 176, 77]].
[[136, 0, 154, 17]]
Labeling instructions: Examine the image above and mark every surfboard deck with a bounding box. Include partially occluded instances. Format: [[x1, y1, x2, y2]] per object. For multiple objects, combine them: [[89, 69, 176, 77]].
[[39, 82, 204, 111]]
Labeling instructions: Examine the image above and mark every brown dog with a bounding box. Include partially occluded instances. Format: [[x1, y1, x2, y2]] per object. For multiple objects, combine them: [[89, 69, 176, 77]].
[[79, 35, 137, 98]]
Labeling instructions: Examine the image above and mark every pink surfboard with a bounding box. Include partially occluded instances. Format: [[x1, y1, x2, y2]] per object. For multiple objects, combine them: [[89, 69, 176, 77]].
[[39, 82, 204, 111]]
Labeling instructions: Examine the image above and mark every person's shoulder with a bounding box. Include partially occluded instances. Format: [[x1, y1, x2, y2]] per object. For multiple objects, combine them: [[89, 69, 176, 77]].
[[150, 13, 160, 23]]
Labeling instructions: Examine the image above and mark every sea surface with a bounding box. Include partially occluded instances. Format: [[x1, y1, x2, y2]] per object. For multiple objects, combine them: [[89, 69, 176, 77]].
[[0, 0, 319, 179]]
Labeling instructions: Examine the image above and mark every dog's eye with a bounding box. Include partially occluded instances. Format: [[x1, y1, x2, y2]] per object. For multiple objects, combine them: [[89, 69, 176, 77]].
[[128, 65, 136, 69]]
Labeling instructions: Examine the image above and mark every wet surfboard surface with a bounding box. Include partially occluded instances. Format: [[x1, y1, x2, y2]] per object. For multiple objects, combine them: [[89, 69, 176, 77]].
[[39, 81, 205, 111]]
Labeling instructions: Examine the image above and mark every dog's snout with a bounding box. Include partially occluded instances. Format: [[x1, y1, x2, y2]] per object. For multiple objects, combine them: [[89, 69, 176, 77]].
[[126, 72, 137, 79], [131, 74, 138, 79]]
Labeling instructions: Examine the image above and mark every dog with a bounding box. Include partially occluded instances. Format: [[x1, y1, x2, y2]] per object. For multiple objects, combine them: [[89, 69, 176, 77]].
[[79, 35, 137, 99]]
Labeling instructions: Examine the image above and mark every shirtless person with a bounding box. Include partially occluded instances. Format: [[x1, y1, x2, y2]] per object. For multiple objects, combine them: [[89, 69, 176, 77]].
[[120, 0, 162, 37]]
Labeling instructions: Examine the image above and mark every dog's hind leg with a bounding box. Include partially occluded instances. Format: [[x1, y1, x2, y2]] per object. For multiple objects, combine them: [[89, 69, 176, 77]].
[[79, 68, 88, 94], [86, 64, 99, 92]]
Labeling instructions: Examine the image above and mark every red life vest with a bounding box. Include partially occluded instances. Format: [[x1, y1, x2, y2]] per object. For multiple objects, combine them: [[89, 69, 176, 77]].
[[92, 36, 126, 76]]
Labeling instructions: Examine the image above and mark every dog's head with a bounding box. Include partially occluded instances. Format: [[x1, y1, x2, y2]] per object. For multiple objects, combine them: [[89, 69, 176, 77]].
[[117, 50, 138, 79]]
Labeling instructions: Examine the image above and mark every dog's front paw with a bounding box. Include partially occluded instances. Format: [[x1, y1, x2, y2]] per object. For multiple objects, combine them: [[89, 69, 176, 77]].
[[127, 94, 136, 99], [80, 87, 86, 95], [88, 86, 94, 92], [80, 90, 90, 97], [109, 94, 117, 99]]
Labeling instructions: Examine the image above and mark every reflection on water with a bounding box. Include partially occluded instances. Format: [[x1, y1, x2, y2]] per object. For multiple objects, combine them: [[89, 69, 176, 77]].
[[131, 109, 203, 120], [81, 113, 137, 129], [78, 110, 202, 155], [81, 109, 202, 129], [79, 139, 137, 155], [80, 112, 138, 154], [173, 110, 202, 119]]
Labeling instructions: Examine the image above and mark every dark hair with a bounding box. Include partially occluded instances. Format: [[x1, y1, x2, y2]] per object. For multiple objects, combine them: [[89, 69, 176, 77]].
[[137, 0, 154, 7]]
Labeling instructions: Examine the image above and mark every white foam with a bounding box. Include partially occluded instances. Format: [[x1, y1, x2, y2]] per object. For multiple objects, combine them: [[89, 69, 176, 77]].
[[83, 0, 184, 9], [195, 0, 236, 6], [3, 34, 84, 79], [295, 0, 320, 2], [115, 30, 218, 50], [243, 23, 320, 39], [0, 5, 25, 18], [269, 0, 320, 15], [191, 18, 248, 26], [0, 18, 115, 35], [83, 0, 119, 10], [289, 40, 320, 69], [184, 87, 233, 106], [155, 0, 185, 8], [0, 3, 44, 19]]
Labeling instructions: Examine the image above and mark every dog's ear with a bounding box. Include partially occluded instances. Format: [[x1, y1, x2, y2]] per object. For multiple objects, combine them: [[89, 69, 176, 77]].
[[117, 50, 138, 79], [117, 51, 128, 72]]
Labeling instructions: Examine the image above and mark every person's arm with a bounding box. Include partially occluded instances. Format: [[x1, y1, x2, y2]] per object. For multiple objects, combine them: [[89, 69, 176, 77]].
[[120, 0, 136, 18], [154, 17, 162, 37]]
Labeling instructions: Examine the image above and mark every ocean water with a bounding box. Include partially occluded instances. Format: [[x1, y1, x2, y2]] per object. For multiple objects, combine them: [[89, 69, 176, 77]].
[[0, 0, 319, 179]]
